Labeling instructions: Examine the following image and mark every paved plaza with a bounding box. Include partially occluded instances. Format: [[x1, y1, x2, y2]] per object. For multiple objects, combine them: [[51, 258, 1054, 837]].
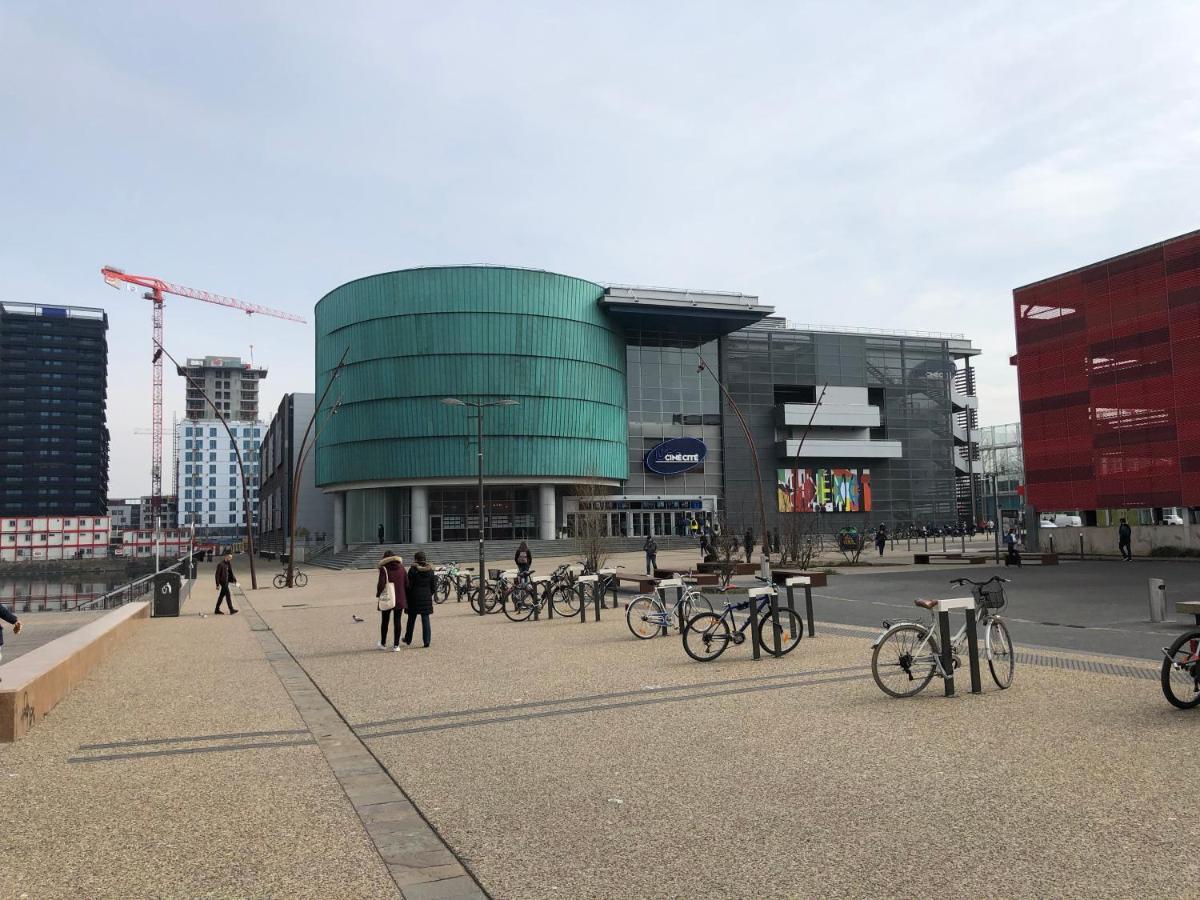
[[3, 556, 1200, 897]]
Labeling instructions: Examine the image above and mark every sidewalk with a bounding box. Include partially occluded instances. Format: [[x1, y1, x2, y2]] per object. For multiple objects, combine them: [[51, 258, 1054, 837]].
[[0, 596, 399, 898]]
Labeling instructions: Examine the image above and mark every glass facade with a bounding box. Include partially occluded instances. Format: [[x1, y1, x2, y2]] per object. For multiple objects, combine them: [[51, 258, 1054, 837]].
[[427, 487, 537, 542], [624, 334, 723, 498]]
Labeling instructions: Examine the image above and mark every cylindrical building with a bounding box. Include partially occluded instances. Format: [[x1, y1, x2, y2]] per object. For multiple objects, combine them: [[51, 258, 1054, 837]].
[[314, 266, 627, 545]]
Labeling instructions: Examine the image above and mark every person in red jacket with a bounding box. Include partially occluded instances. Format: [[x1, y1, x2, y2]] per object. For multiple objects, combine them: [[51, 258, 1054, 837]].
[[376, 552, 407, 651]]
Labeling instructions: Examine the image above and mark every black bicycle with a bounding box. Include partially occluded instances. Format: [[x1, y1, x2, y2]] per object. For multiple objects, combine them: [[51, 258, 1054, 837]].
[[682, 578, 803, 662]]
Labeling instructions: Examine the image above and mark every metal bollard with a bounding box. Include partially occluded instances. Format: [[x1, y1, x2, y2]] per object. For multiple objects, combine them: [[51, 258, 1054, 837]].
[[578, 581, 588, 623], [593, 581, 602, 621], [675, 585, 684, 633], [1079, 534, 1085, 560], [768, 594, 782, 657], [1148, 578, 1166, 623], [1049, 535, 1055, 556]]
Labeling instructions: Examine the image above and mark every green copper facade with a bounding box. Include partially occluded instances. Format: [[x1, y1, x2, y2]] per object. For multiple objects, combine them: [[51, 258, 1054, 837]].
[[314, 266, 628, 488]]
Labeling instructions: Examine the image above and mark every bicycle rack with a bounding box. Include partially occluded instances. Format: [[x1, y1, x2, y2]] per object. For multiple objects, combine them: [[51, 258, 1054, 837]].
[[784, 576, 815, 638], [654, 578, 685, 637], [531, 575, 552, 621], [576, 574, 600, 623], [927, 596, 983, 697], [747, 586, 776, 659], [597, 569, 619, 610]]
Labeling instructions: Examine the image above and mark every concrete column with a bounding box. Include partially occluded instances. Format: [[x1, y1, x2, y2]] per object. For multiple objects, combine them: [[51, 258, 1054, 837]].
[[411, 486, 429, 544], [333, 491, 346, 551], [539, 484, 556, 540]]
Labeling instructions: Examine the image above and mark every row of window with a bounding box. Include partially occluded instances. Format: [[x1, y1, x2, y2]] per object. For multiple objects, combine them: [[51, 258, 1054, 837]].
[[182, 426, 262, 438]]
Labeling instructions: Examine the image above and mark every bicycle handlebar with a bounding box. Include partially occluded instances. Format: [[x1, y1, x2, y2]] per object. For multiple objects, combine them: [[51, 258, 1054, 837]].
[[949, 575, 1011, 587]]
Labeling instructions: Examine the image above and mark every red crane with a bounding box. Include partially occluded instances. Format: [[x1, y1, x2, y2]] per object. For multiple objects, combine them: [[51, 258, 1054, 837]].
[[100, 266, 306, 523]]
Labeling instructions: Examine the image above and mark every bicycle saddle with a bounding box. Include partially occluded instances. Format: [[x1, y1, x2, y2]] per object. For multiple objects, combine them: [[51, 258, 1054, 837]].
[[914, 599, 939, 610]]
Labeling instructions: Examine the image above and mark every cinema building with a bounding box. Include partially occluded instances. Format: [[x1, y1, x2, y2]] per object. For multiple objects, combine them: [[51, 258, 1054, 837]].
[[314, 267, 979, 547]]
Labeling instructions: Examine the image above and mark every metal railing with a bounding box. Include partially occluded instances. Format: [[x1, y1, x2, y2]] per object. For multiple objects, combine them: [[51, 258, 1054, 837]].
[[778, 322, 966, 340], [74, 555, 194, 612]]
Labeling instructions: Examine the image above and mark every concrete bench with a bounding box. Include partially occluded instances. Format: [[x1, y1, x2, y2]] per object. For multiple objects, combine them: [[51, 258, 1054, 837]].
[[1023, 552, 1059, 566], [913, 553, 988, 565], [613, 574, 658, 592], [1176, 601, 1200, 626]]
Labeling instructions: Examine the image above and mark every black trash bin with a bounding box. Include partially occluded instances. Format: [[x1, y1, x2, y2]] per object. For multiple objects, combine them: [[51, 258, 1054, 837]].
[[152, 571, 184, 617]]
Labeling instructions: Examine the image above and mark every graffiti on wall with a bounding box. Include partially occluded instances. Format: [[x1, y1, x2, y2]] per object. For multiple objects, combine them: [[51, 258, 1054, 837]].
[[776, 467, 872, 513]]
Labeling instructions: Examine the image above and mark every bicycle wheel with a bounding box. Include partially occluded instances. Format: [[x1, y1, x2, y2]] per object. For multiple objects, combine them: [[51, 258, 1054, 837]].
[[469, 586, 499, 615], [683, 612, 732, 662], [551, 585, 581, 618], [434, 579, 449, 604], [985, 619, 1014, 689], [626, 596, 664, 639], [503, 585, 535, 622], [679, 592, 714, 626], [295, 571, 308, 588], [272, 573, 286, 589], [1161, 630, 1200, 709], [756, 608, 803, 657], [871, 623, 938, 698]]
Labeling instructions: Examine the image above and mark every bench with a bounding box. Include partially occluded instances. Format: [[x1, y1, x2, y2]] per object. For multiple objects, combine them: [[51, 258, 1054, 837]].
[[913, 552, 988, 565], [1177, 601, 1200, 626], [653, 569, 720, 585], [771, 569, 828, 588], [614, 574, 659, 593], [1022, 552, 1059, 566]]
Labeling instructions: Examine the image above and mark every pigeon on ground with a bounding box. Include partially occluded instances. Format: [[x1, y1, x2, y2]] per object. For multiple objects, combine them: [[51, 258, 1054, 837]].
[[351, 614, 364, 623]]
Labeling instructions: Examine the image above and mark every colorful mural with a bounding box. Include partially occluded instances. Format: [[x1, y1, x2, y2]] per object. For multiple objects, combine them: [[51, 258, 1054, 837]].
[[776, 467, 872, 513]]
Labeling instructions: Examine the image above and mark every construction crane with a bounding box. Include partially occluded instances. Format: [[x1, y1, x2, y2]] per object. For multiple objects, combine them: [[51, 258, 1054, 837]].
[[100, 266, 306, 523]]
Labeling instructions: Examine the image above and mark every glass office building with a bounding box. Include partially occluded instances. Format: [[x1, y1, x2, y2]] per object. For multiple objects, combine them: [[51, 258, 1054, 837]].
[[314, 267, 979, 547]]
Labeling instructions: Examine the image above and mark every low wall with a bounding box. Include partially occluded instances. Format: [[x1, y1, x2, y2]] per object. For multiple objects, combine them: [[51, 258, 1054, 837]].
[[1043, 525, 1200, 557], [0, 601, 149, 742]]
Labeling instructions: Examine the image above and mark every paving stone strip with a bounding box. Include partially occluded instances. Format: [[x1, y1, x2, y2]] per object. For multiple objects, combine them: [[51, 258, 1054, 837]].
[[238, 589, 488, 900]]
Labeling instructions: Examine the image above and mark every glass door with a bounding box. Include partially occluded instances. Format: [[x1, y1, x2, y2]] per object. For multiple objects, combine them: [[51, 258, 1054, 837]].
[[429, 515, 442, 543]]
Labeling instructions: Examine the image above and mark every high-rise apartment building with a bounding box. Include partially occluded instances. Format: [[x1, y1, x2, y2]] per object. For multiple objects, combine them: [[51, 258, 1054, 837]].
[[0, 302, 109, 516], [177, 356, 266, 421], [177, 420, 263, 538]]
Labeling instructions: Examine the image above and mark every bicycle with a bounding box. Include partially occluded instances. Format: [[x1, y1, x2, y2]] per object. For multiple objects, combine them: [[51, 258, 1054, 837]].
[[682, 578, 803, 662], [272, 566, 308, 589], [870, 576, 1014, 698], [435, 561, 475, 604], [1161, 629, 1200, 708], [625, 574, 716, 639]]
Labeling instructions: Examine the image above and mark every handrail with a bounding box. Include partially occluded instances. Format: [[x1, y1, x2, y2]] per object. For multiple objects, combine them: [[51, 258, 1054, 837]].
[[75, 554, 193, 611]]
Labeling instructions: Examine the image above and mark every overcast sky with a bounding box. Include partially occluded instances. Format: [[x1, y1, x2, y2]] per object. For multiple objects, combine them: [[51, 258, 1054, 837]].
[[4, 1, 1199, 497]]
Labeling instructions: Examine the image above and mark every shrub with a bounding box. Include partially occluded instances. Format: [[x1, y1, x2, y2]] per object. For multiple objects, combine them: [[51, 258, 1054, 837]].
[[1148, 546, 1200, 558]]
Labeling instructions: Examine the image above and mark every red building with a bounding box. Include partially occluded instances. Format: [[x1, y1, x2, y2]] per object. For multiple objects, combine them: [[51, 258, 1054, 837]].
[[1013, 229, 1200, 515]]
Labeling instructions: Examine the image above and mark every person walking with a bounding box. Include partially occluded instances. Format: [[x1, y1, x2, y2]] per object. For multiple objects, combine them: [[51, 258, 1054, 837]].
[[377, 522, 385, 544], [0, 602, 23, 673], [404, 551, 436, 648], [1118, 518, 1133, 561], [375, 551, 407, 651], [1004, 528, 1022, 567], [743, 528, 755, 564], [643, 535, 658, 575], [214, 552, 239, 614], [875, 524, 887, 557], [514, 541, 532, 581]]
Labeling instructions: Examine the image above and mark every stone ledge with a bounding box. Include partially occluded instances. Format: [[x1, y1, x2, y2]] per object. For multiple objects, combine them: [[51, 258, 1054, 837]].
[[0, 601, 149, 742]]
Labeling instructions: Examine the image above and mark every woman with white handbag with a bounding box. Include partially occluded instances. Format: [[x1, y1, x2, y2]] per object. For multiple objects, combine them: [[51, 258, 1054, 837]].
[[376, 551, 407, 651]]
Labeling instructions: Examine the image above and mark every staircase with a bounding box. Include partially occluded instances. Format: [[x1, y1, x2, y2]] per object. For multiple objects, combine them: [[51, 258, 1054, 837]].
[[308, 536, 703, 570]]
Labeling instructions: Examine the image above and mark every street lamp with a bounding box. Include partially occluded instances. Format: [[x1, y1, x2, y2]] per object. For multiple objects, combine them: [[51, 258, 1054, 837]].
[[441, 396, 519, 615]]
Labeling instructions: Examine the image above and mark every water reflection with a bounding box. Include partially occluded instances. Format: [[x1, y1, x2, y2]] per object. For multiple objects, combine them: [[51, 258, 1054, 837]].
[[0, 577, 122, 612]]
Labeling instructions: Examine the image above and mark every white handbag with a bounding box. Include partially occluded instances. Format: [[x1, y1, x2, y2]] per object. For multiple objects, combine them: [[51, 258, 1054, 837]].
[[377, 581, 396, 611]]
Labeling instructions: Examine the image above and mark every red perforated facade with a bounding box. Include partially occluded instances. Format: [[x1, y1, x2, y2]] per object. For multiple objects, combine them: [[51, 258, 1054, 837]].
[[1013, 229, 1200, 512]]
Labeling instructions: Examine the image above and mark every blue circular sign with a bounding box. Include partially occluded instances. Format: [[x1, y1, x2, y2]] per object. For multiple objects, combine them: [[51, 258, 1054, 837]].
[[644, 438, 707, 476]]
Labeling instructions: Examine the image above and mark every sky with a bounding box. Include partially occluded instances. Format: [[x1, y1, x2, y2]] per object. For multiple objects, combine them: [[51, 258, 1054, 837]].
[[3, 1, 1199, 497]]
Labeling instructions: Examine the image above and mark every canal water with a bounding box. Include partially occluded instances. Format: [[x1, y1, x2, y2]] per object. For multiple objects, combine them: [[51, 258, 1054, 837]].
[[0, 575, 126, 612]]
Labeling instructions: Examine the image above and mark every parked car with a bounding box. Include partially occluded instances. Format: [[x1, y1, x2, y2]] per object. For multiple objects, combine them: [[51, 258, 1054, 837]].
[[1163, 513, 1185, 525]]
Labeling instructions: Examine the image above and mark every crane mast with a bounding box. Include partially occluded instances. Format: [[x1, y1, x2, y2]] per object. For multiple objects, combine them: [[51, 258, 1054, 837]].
[[100, 266, 306, 522]]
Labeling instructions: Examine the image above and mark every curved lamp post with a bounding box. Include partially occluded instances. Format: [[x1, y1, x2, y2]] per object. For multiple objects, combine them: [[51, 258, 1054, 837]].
[[441, 397, 519, 615], [156, 339, 259, 590]]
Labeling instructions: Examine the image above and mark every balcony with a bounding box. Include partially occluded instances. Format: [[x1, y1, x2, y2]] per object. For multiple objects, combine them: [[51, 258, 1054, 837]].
[[777, 438, 903, 459], [774, 386, 901, 460]]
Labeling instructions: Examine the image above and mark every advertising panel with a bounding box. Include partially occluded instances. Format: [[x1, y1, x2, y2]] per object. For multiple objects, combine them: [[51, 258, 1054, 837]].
[[777, 467, 872, 513]]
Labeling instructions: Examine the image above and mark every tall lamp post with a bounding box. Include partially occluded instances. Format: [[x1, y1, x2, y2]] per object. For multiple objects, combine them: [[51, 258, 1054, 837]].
[[284, 345, 349, 587], [441, 397, 519, 615], [155, 340, 259, 590]]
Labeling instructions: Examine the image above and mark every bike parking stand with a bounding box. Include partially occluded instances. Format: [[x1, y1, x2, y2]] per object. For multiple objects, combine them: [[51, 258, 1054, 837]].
[[747, 586, 771, 661], [532, 575, 551, 621], [929, 597, 982, 697], [576, 574, 599, 624], [654, 578, 685, 637], [598, 569, 618, 610], [784, 576, 815, 638]]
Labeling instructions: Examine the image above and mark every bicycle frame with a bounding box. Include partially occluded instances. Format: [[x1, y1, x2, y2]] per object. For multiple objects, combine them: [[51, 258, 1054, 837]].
[[875, 606, 1000, 677], [705, 594, 774, 638]]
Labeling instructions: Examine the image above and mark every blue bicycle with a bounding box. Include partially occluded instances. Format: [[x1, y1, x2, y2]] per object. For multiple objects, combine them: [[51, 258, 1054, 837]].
[[682, 580, 803, 662]]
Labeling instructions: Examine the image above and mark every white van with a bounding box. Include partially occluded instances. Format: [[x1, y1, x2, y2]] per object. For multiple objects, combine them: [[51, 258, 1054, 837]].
[[1040, 513, 1082, 528]]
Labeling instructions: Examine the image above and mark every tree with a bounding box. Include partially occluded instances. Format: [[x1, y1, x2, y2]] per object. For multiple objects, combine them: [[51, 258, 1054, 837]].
[[780, 513, 823, 569], [710, 511, 745, 588], [835, 525, 869, 564], [570, 480, 612, 574]]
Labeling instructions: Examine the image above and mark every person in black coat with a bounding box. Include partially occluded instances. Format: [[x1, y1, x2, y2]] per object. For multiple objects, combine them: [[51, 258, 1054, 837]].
[[404, 551, 436, 648]]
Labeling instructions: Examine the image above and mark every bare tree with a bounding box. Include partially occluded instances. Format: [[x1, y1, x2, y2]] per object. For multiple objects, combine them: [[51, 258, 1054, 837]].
[[710, 510, 745, 588], [835, 525, 869, 565], [570, 479, 613, 574], [780, 513, 823, 570]]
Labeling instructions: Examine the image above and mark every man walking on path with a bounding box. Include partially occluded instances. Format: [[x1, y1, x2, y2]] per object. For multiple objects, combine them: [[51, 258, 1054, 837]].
[[1118, 518, 1133, 561], [643, 535, 658, 575], [377, 522, 385, 544], [214, 553, 239, 615], [0, 602, 23, 673], [743, 528, 755, 564]]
